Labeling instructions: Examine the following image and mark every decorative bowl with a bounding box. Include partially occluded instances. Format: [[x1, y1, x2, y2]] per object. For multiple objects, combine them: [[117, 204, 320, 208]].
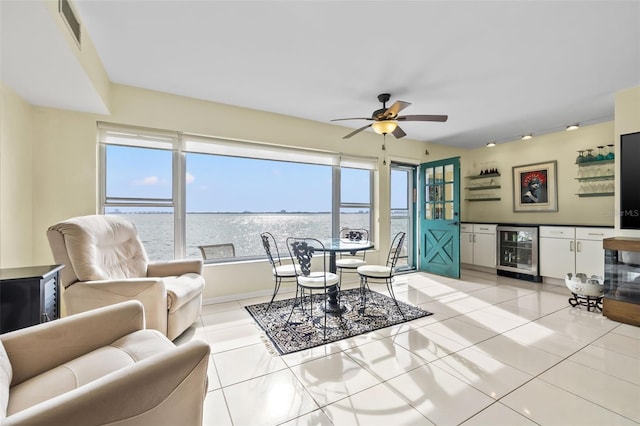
[[565, 273, 604, 297]]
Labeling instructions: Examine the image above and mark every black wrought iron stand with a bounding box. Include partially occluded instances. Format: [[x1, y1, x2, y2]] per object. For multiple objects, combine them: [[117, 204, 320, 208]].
[[568, 293, 603, 312]]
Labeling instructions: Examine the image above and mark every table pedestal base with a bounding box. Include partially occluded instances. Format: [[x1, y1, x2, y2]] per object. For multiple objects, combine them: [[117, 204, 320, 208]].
[[322, 285, 346, 314]]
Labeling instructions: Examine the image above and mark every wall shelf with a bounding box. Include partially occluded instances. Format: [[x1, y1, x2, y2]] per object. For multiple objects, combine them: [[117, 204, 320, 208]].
[[464, 172, 501, 201], [575, 175, 614, 182], [465, 185, 501, 190], [466, 173, 501, 179], [575, 159, 614, 166], [576, 192, 614, 197], [575, 157, 614, 197]]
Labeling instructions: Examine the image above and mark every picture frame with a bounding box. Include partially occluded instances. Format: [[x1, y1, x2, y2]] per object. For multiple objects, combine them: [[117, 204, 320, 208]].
[[512, 160, 558, 212]]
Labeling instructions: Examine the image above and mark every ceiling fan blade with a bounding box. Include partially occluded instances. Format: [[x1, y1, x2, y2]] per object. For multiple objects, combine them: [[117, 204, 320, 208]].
[[398, 114, 448, 122], [385, 101, 411, 118], [330, 117, 373, 122], [343, 124, 372, 139], [392, 126, 407, 139]]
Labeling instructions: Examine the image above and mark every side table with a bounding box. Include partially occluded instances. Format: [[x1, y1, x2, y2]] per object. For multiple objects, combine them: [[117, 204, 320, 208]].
[[0, 264, 64, 333]]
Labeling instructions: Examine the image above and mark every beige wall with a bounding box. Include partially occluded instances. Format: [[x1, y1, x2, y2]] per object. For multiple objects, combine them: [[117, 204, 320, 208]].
[[30, 107, 101, 263], [42, 0, 111, 113], [460, 121, 616, 226], [6, 83, 463, 301], [2, 2, 639, 304], [0, 85, 34, 267], [2, 80, 639, 302]]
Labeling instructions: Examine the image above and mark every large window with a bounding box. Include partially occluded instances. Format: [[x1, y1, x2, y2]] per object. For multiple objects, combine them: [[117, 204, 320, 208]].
[[100, 123, 374, 261], [185, 153, 332, 259]]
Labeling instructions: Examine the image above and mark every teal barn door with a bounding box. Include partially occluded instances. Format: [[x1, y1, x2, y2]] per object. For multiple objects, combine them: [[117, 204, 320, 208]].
[[418, 157, 460, 278]]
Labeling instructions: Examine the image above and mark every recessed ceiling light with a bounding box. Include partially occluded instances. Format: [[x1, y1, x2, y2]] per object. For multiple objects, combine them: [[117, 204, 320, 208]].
[[566, 124, 579, 131], [521, 134, 533, 140], [486, 142, 496, 147]]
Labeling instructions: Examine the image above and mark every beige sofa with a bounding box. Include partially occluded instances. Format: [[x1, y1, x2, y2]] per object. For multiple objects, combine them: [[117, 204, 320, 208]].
[[0, 301, 210, 426], [47, 214, 205, 340]]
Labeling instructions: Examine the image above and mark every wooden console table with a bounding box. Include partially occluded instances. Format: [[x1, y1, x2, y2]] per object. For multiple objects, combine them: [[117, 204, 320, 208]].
[[603, 237, 640, 326], [0, 264, 64, 333]]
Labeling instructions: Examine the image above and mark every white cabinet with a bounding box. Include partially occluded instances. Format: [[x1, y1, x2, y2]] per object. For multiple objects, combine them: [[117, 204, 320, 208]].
[[575, 228, 614, 274], [461, 223, 497, 268], [539, 226, 614, 279], [460, 224, 474, 264], [539, 227, 575, 279]]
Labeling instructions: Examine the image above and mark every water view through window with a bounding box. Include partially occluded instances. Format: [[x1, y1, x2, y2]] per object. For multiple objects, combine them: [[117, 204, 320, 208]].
[[103, 139, 381, 261], [109, 211, 407, 262]]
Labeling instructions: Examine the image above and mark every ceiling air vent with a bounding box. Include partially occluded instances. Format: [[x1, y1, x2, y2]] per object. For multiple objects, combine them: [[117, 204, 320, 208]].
[[59, 0, 81, 47]]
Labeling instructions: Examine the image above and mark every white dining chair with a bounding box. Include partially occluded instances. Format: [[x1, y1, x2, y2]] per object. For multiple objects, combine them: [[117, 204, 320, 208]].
[[335, 228, 369, 284], [286, 237, 340, 340], [198, 243, 235, 260], [260, 232, 298, 309], [357, 231, 406, 318]]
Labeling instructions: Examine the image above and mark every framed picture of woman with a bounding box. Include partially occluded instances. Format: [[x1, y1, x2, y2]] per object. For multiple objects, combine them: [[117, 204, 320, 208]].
[[512, 160, 558, 212]]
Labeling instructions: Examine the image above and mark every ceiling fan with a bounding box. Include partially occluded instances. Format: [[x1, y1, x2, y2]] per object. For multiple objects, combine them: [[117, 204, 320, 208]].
[[331, 93, 448, 139]]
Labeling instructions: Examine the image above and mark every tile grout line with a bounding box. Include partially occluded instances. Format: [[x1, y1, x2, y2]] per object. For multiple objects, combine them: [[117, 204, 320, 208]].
[[201, 270, 638, 426]]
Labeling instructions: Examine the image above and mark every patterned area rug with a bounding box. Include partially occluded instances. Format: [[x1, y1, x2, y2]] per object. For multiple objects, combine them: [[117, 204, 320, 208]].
[[245, 288, 433, 355]]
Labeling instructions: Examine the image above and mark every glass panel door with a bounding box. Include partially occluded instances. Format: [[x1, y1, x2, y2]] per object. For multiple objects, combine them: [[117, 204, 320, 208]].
[[391, 163, 416, 271], [419, 157, 460, 278]]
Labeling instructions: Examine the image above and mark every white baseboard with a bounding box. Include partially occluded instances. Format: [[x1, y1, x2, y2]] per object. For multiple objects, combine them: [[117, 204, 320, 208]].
[[203, 286, 297, 305]]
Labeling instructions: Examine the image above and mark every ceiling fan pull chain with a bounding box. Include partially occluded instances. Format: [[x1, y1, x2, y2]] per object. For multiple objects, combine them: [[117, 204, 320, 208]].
[[382, 134, 387, 165]]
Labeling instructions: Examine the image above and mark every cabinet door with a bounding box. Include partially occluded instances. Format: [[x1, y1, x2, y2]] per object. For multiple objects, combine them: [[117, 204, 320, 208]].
[[474, 232, 496, 268], [575, 239, 606, 278], [460, 232, 474, 264], [540, 237, 575, 279], [574, 228, 613, 278]]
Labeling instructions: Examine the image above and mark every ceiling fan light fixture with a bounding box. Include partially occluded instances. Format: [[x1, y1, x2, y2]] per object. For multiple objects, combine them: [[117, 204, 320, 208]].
[[521, 134, 533, 140], [334, 94, 447, 139], [566, 124, 579, 131], [371, 120, 398, 135], [486, 142, 496, 147]]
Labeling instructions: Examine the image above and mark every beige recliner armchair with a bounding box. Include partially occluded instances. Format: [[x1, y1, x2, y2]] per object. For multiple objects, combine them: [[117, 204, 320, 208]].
[[47, 214, 205, 340], [0, 301, 210, 426]]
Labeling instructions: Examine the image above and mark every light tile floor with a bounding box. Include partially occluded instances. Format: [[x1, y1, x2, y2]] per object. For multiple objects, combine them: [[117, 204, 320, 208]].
[[175, 269, 640, 426]]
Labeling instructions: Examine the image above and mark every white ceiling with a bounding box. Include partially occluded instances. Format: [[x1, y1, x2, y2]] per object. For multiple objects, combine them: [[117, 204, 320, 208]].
[[2, 1, 639, 148]]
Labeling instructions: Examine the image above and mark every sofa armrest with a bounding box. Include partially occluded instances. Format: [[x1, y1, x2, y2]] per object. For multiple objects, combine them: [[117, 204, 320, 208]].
[[73, 277, 167, 296], [3, 340, 211, 426], [1, 301, 145, 387], [64, 278, 168, 336], [147, 259, 203, 277]]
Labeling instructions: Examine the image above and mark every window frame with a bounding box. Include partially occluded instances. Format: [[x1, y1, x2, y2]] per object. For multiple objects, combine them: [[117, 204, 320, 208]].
[[99, 122, 375, 261], [336, 166, 374, 238]]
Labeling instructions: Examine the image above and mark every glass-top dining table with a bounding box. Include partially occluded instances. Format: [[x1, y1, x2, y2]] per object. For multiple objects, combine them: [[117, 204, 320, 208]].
[[311, 238, 374, 313], [316, 238, 374, 273]]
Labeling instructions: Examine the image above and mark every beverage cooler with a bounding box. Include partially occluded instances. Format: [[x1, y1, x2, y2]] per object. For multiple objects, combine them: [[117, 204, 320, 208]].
[[496, 225, 541, 282]]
